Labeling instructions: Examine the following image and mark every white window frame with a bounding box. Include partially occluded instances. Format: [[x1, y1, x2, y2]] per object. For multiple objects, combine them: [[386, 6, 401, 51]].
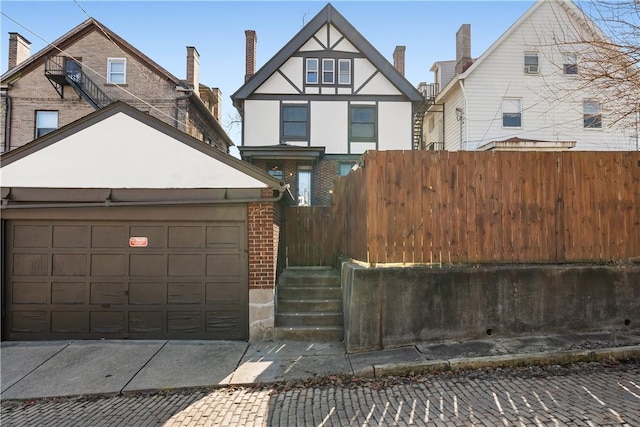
[[524, 52, 539, 74], [35, 110, 58, 138], [502, 98, 522, 128], [306, 58, 319, 84], [322, 58, 335, 84], [338, 59, 351, 85], [107, 58, 126, 84], [583, 100, 602, 129]]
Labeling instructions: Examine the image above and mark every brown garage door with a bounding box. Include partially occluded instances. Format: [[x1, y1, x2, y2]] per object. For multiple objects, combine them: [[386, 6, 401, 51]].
[[3, 206, 248, 340]]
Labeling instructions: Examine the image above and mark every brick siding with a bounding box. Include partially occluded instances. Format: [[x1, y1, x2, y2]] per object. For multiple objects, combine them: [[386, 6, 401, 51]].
[[247, 189, 280, 289], [1, 28, 228, 152]]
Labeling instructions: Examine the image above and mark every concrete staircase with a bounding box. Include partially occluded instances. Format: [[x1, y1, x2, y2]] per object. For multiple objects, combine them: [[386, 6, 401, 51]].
[[274, 267, 343, 341]]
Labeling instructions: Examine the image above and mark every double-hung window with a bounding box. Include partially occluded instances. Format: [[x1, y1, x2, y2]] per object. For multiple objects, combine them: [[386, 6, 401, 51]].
[[583, 100, 602, 128], [350, 105, 376, 141], [338, 59, 351, 85], [35, 111, 58, 138], [306, 58, 318, 84], [502, 98, 522, 128], [107, 58, 126, 84], [524, 52, 539, 74], [563, 52, 578, 75], [282, 104, 309, 140], [322, 58, 335, 84]]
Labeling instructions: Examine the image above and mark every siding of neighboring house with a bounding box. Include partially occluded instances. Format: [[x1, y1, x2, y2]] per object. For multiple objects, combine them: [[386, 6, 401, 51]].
[[425, 0, 636, 151], [1, 20, 232, 153]]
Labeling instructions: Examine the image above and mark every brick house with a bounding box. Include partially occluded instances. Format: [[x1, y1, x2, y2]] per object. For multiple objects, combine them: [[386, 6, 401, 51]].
[[232, 4, 425, 206], [1, 18, 233, 153], [1, 101, 289, 341]]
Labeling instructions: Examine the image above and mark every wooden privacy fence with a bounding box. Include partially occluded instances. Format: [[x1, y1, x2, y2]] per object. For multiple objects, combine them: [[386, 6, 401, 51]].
[[331, 150, 640, 265], [284, 206, 337, 266]]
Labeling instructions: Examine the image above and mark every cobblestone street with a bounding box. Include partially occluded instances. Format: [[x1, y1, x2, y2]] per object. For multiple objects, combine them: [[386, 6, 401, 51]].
[[2, 362, 639, 426]]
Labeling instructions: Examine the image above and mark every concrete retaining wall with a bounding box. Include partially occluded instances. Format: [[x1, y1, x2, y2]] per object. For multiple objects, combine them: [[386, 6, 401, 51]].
[[341, 262, 640, 353]]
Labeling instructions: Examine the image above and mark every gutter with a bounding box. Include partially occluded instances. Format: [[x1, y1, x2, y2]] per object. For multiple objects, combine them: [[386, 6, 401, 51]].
[[1, 185, 289, 210]]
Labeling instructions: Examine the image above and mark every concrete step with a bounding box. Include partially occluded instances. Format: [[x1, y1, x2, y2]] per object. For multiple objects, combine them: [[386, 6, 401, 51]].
[[278, 286, 342, 300], [276, 312, 343, 327], [277, 299, 343, 313], [274, 326, 343, 342], [278, 267, 340, 288]]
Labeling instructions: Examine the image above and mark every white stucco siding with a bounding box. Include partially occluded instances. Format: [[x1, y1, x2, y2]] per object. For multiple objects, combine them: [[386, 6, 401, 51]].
[[328, 24, 342, 48], [460, 0, 633, 151], [333, 38, 358, 53], [353, 59, 377, 91], [256, 58, 302, 94], [0, 112, 268, 189], [310, 101, 347, 154], [358, 73, 402, 95], [244, 100, 280, 146], [300, 37, 324, 52], [378, 102, 412, 150]]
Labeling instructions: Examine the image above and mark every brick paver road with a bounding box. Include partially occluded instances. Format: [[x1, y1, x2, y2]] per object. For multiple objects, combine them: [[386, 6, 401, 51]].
[[2, 362, 639, 426]]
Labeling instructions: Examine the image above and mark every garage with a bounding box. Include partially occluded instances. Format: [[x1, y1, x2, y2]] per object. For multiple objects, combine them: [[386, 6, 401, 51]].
[[1, 102, 287, 341]]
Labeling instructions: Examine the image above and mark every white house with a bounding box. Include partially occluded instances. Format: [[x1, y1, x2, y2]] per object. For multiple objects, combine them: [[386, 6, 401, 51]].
[[232, 3, 424, 205], [423, 0, 638, 152]]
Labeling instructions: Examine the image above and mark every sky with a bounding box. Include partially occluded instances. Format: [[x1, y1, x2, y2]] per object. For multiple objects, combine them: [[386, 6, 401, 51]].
[[1, 0, 536, 155]]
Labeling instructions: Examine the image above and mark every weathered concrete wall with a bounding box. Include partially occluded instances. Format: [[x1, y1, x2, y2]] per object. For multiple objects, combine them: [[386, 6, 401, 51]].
[[342, 262, 640, 353]]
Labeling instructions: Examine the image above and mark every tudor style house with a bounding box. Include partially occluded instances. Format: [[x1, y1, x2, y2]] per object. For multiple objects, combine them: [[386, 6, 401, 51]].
[[232, 4, 424, 206], [422, 0, 638, 151], [1, 18, 233, 153]]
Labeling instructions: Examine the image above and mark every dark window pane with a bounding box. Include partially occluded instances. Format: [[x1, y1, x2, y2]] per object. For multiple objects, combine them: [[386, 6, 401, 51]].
[[503, 113, 521, 127], [351, 108, 374, 123], [584, 115, 602, 128], [283, 106, 307, 121], [351, 123, 375, 138], [284, 122, 307, 137], [307, 72, 317, 83], [564, 64, 578, 74]]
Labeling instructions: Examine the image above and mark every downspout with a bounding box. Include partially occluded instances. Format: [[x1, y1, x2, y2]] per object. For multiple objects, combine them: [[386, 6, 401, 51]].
[[458, 79, 468, 150], [3, 94, 11, 153]]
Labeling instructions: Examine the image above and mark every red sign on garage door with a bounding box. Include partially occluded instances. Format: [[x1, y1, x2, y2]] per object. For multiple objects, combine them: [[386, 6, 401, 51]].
[[129, 237, 148, 247]]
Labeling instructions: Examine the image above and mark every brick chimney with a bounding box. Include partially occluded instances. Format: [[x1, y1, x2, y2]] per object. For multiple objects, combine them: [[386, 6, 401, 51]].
[[393, 45, 406, 76], [455, 24, 473, 74], [186, 46, 200, 95], [245, 30, 257, 82], [212, 87, 222, 122], [8, 32, 31, 69]]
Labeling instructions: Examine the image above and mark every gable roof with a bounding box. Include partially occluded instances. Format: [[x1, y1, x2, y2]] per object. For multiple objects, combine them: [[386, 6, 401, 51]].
[[231, 3, 423, 110], [436, 0, 604, 101], [1, 18, 180, 85], [0, 101, 283, 191]]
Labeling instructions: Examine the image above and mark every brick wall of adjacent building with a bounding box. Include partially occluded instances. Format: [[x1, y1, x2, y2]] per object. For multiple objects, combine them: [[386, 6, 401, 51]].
[[247, 189, 279, 289], [1, 29, 227, 152]]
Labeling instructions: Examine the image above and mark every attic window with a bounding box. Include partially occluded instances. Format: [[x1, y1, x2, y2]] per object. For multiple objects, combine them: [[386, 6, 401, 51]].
[[524, 52, 538, 74], [338, 59, 351, 85], [322, 59, 335, 84], [107, 58, 126, 84], [306, 58, 318, 84]]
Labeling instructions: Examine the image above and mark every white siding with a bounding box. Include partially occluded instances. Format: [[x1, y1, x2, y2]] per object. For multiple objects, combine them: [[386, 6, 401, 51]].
[[378, 102, 412, 150], [311, 101, 347, 154], [0, 112, 268, 189], [460, 0, 633, 150], [244, 100, 279, 146]]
